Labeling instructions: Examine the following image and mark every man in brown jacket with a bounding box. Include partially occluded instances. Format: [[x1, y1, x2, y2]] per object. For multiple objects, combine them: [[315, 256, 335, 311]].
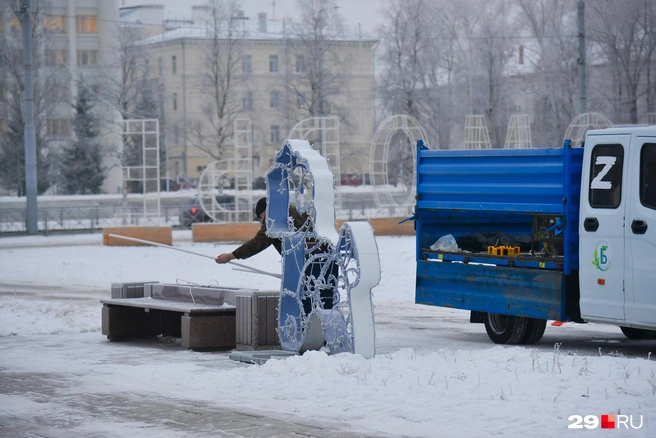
[[215, 197, 336, 314]]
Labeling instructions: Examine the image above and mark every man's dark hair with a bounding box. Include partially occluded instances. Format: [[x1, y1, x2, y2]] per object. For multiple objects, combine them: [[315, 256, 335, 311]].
[[254, 197, 267, 219]]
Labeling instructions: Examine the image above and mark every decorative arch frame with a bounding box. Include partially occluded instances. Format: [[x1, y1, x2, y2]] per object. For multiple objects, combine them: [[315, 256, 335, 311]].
[[564, 112, 612, 147], [369, 115, 429, 207]]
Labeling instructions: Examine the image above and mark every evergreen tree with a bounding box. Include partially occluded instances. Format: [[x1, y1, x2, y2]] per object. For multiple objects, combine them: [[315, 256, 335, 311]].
[[0, 94, 51, 196], [61, 85, 105, 194]]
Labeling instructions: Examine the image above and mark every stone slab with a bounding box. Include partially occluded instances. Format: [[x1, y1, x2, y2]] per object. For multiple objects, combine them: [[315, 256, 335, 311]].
[[111, 281, 158, 299], [182, 313, 236, 350], [101, 297, 235, 314], [228, 350, 297, 365]]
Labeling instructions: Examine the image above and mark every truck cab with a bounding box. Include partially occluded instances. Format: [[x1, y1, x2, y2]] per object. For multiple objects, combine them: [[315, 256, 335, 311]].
[[579, 127, 656, 333], [414, 126, 656, 344]]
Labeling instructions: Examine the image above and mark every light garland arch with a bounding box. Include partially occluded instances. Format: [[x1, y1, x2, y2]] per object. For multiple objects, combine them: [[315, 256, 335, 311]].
[[369, 115, 429, 207]]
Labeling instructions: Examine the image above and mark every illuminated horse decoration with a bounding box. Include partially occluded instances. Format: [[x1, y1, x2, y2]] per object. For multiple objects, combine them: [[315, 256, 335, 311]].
[[266, 139, 381, 358]]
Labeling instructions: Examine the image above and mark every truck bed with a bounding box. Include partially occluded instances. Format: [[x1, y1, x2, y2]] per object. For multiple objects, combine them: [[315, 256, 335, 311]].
[[415, 142, 584, 321]]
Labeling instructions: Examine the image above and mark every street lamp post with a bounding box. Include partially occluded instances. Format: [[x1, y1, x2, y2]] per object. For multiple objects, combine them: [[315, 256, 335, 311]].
[[22, 0, 38, 235]]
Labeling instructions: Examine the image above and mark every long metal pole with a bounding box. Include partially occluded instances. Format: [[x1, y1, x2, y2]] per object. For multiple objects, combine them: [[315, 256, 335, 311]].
[[577, 0, 587, 114], [22, 0, 38, 234], [107, 233, 281, 279], [181, 40, 188, 175]]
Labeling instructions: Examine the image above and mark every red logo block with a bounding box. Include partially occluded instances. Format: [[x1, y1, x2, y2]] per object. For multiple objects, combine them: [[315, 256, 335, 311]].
[[601, 415, 615, 429]]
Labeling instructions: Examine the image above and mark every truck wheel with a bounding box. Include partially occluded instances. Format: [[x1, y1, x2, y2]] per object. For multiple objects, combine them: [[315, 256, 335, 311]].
[[520, 318, 547, 344], [484, 313, 528, 344], [620, 326, 656, 340]]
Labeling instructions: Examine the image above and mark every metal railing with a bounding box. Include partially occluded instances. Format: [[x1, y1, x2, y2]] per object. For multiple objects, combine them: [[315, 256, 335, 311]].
[[0, 202, 414, 237], [0, 205, 184, 236]]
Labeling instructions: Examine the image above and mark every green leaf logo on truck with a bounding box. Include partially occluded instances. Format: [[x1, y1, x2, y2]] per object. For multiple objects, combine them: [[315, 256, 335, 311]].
[[592, 240, 612, 271]]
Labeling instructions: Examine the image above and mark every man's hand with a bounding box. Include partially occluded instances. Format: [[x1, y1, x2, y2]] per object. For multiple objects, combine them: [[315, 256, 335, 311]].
[[215, 253, 235, 264]]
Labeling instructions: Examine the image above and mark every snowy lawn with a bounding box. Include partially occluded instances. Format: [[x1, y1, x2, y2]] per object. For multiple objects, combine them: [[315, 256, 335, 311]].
[[0, 232, 654, 436]]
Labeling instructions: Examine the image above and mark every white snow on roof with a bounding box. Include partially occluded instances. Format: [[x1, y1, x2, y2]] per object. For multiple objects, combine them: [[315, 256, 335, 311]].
[[119, 7, 142, 27], [135, 17, 377, 46]]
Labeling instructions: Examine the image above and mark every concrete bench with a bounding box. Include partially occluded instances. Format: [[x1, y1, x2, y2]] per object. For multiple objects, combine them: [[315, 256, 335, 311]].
[[101, 282, 280, 351]]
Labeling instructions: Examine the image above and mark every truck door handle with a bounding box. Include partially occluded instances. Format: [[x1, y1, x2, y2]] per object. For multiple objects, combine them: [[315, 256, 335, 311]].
[[583, 217, 599, 232], [631, 219, 648, 234]]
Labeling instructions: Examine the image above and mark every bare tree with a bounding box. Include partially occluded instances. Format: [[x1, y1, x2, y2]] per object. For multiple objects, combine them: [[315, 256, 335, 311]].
[[588, 0, 656, 123], [284, 0, 350, 123], [115, 26, 147, 120], [423, 0, 480, 149], [467, 0, 518, 147], [376, 0, 432, 119], [516, 0, 579, 147], [0, 0, 69, 195], [377, 0, 500, 150], [188, 0, 245, 161]]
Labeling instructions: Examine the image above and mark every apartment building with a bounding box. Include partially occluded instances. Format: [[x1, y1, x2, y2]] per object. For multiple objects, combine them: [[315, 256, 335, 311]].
[[130, 6, 377, 181], [0, 0, 121, 194]]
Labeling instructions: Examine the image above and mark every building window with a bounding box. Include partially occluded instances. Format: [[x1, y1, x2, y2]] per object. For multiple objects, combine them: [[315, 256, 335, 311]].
[[173, 93, 178, 111], [158, 57, 163, 77], [270, 125, 280, 144], [46, 119, 70, 137], [76, 50, 97, 66], [588, 144, 623, 209], [0, 14, 3, 32], [45, 50, 67, 66], [269, 55, 278, 73], [296, 55, 305, 73], [172, 55, 176, 75], [75, 16, 97, 33], [144, 58, 150, 78], [44, 15, 66, 32], [270, 90, 280, 109], [242, 55, 252, 75], [0, 119, 7, 134], [243, 91, 253, 111], [10, 15, 22, 31], [640, 144, 656, 210]]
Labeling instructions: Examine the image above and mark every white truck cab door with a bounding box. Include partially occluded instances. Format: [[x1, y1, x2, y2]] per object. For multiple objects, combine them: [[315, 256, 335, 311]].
[[579, 135, 629, 322], [626, 139, 656, 325]]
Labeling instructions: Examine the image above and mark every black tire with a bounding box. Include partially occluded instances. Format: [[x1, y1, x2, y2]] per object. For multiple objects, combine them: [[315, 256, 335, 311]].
[[484, 313, 528, 344], [620, 326, 656, 340], [520, 318, 547, 344]]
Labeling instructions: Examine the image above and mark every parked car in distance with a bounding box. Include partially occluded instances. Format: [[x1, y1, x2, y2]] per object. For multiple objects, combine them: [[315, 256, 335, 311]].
[[180, 195, 250, 228], [160, 179, 181, 192], [340, 173, 363, 186], [253, 177, 267, 190]]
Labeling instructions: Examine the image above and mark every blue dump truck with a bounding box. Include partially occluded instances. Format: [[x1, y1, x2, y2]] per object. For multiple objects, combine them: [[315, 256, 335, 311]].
[[414, 126, 656, 344]]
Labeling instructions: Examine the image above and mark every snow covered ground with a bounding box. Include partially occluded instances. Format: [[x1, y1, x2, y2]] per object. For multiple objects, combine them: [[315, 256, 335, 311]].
[[0, 232, 654, 437]]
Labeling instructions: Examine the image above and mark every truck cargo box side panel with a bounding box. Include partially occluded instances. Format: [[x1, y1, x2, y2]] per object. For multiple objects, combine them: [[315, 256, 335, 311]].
[[416, 260, 568, 321], [416, 145, 583, 274]]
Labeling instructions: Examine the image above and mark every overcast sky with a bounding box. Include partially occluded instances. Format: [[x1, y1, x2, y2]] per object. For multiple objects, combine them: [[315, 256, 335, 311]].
[[120, 0, 384, 35]]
